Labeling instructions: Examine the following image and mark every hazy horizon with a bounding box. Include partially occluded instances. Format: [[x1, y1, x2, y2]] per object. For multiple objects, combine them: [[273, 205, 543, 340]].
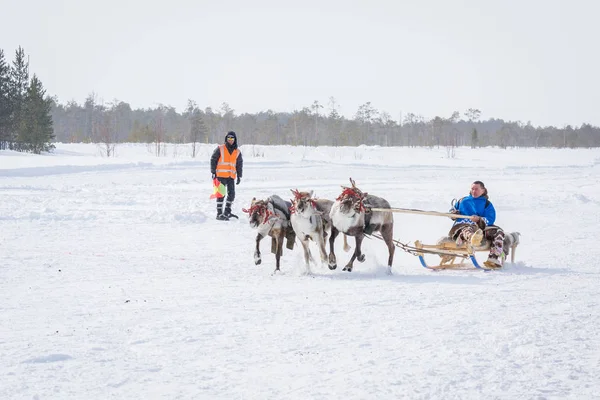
[[2, 0, 599, 127]]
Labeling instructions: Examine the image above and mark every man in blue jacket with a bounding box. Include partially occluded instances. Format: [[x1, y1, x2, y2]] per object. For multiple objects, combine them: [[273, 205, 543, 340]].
[[449, 180, 505, 268]]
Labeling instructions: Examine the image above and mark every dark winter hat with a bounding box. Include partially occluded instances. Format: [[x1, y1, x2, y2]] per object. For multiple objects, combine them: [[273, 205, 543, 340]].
[[224, 131, 238, 149]]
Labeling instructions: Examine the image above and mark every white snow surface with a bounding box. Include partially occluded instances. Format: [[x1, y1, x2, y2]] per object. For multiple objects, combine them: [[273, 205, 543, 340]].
[[1, 143, 599, 399]]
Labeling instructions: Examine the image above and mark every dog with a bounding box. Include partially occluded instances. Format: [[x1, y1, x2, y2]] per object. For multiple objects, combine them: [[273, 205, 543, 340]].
[[503, 232, 521, 264]]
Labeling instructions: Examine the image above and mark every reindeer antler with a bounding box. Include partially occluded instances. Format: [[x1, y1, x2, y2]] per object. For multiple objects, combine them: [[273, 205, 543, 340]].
[[340, 178, 363, 195], [336, 178, 367, 212], [290, 188, 303, 200], [350, 178, 364, 194]]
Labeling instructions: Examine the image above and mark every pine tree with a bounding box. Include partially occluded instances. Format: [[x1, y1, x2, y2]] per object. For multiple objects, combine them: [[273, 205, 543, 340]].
[[10, 46, 29, 150], [190, 109, 207, 145], [0, 49, 13, 150], [19, 75, 54, 154], [471, 128, 479, 148], [186, 99, 208, 157]]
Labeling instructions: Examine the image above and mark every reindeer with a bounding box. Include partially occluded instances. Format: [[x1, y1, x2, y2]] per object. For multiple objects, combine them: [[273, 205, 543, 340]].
[[243, 195, 295, 273], [289, 189, 350, 273], [328, 178, 395, 273]]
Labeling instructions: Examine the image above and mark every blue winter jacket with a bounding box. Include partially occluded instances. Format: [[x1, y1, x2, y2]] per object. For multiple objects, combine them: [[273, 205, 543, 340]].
[[452, 195, 496, 226]]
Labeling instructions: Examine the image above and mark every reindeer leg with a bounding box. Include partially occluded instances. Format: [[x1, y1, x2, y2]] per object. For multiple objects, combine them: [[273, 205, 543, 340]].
[[299, 238, 312, 274], [356, 234, 366, 263], [343, 235, 364, 272], [254, 233, 263, 265], [307, 244, 316, 265], [342, 234, 351, 252], [322, 220, 329, 241], [328, 227, 340, 270], [343, 253, 357, 272], [316, 232, 329, 267], [274, 230, 284, 272], [381, 223, 395, 274]]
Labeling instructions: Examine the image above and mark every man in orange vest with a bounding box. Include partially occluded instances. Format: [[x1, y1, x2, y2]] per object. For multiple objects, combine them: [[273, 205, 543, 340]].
[[210, 131, 243, 220]]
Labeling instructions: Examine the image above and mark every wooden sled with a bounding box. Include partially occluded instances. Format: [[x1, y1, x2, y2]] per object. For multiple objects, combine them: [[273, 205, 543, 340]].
[[372, 234, 505, 271], [413, 237, 497, 270], [367, 206, 520, 271], [415, 231, 521, 271]]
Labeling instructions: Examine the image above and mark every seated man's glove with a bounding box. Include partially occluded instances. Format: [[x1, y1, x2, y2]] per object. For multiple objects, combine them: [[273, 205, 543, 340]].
[[449, 208, 459, 220], [236, 177, 241, 185], [211, 173, 216, 179]]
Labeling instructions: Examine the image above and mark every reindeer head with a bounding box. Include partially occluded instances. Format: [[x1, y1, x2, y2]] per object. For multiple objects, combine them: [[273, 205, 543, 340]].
[[243, 198, 273, 228], [337, 178, 367, 215], [290, 189, 318, 215]]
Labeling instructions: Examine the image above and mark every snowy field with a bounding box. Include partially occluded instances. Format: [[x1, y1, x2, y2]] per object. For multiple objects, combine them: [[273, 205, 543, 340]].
[[1, 142, 599, 399]]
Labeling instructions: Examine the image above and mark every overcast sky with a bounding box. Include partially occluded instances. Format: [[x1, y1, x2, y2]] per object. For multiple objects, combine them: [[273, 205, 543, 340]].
[[2, 0, 598, 126]]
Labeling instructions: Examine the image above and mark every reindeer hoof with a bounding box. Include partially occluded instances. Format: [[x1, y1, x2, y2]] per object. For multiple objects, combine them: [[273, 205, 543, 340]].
[[328, 263, 337, 270], [255, 259, 261, 265], [357, 254, 365, 262], [342, 265, 353, 272]]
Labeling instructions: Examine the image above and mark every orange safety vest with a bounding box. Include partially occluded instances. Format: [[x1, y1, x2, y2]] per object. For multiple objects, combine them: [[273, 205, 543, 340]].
[[215, 144, 239, 179]]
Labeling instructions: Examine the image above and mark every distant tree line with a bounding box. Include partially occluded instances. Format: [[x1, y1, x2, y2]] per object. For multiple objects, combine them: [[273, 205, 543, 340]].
[[0, 46, 54, 153], [3, 48, 600, 156], [50, 97, 600, 153]]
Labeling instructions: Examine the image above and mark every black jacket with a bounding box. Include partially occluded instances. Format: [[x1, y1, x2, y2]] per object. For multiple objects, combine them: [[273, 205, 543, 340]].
[[210, 131, 243, 178]]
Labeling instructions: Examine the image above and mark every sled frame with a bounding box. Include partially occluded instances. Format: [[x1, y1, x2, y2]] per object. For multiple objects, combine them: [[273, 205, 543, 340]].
[[371, 234, 497, 271], [413, 239, 496, 270]]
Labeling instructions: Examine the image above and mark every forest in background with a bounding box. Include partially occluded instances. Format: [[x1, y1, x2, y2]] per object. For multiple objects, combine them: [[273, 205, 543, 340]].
[[2, 46, 599, 156], [50, 95, 600, 151]]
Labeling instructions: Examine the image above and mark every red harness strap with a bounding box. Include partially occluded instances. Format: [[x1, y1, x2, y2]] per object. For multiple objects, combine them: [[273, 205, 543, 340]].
[[336, 188, 365, 212], [290, 189, 318, 214], [242, 203, 274, 224]]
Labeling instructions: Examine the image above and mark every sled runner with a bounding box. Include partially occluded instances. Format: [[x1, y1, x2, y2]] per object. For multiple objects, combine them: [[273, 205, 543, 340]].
[[413, 236, 497, 270]]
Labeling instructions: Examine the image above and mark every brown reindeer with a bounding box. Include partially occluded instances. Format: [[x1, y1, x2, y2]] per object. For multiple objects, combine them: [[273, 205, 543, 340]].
[[328, 178, 395, 273], [243, 195, 295, 273]]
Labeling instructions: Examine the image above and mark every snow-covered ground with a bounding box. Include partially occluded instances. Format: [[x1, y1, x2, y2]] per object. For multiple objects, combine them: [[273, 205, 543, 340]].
[[1, 143, 599, 399]]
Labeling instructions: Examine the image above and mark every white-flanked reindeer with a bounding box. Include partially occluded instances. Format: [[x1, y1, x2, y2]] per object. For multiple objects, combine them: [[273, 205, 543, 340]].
[[329, 178, 395, 273], [289, 189, 351, 274], [243, 195, 295, 273]]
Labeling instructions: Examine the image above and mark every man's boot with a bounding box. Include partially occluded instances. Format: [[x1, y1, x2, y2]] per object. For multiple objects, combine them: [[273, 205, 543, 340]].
[[216, 200, 224, 220], [224, 200, 238, 219]]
